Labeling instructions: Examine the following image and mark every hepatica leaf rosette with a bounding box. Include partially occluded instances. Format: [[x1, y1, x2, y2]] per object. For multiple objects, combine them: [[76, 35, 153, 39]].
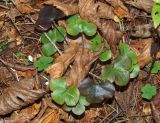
[[49, 78, 90, 115], [101, 43, 140, 86]]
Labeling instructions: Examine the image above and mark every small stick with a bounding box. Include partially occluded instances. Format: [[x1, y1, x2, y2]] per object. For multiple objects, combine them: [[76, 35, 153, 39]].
[[0, 58, 35, 71]]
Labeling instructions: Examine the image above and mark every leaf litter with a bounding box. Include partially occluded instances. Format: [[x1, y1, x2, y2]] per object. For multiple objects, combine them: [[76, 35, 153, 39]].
[[0, 0, 160, 123]]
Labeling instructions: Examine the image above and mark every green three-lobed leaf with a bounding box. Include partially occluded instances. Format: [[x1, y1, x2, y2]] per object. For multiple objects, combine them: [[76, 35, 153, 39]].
[[34, 56, 54, 71], [141, 84, 157, 100]]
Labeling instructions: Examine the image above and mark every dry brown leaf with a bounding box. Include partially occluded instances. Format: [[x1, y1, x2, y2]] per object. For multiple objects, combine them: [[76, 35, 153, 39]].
[[66, 47, 102, 87], [0, 67, 13, 80], [32, 107, 68, 123], [79, 109, 99, 123], [7, 8, 21, 22], [45, 0, 78, 16], [46, 42, 79, 80], [1, 103, 41, 123], [100, 20, 123, 54], [15, 0, 35, 14], [106, 0, 131, 18], [79, 0, 115, 27], [125, 0, 154, 13], [0, 78, 45, 115], [16, 69, 36, 78], [130, 38, 160, 67]]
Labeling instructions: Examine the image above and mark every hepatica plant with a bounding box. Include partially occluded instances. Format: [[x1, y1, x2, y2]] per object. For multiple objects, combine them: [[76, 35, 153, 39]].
[[50, 78, 90, 115], [101, 43, 140, 86], [34, 14, 140, 115]]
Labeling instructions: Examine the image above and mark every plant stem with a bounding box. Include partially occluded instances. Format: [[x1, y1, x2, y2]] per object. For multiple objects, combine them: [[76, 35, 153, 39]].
[[44, 33, 62, 55]]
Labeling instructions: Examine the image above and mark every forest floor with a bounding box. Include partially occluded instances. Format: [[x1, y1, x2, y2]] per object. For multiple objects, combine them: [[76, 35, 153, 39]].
[[0, 0, 160, 123]]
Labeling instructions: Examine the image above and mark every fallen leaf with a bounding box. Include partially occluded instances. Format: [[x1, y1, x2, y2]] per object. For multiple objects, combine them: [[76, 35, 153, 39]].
[[66, 46, 102, 86], [2, 103, 41, 123], [0, 78, 45, 115], [106, 0, 131, 18], [46, 42, 79, 80], [130, 38, 160, 67], [126, 0, 154, 13]]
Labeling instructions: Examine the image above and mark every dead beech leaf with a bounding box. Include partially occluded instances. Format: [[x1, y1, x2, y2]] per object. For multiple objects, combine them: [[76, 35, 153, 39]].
[[2, 103, 41, 123], [19, 4, 34, 14], [46, 42, 79, 80], [45, 0, 78, 16], [130, 38, 160, 67], [100, 20, 123, 54], [106, 0, 131, 18], [79, 0, 115, 27], [125, 0, 154, 13], [15, 0, 34, 14], [66, 47, 102, 87], [17, 69, 36, 78], [46, 62, 64, 79], [32, 107, 68, 123], [0, 78, 45, 115]]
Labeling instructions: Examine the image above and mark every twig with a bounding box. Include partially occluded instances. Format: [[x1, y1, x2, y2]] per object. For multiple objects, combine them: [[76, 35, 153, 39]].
[[44, 33, 62, 54], [0, 58, 35, 71]]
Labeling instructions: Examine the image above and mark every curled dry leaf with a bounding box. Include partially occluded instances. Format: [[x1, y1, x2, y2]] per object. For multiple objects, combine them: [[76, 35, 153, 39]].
[[0, 78, 45, 115], [130, 38, 160, 67], [105, 0, 131, 18], [100, 20, 123, 54], [46, 42, 79, 80], [66, 47, 103, 87], [125, 0, 154, 13], [1, 103, 41, 123], [79, 0, 115, 27]]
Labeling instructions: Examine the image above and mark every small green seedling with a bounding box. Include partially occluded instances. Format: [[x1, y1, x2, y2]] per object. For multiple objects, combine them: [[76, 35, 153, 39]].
[[40, 26, 66, 56], [2, 0, 9, 5], [22, 59, 29, 66], [34, 56, 54, 71], [141, 83, 157, 100], [148, 61, 160, 74], [154, 0, 160, 3], [15, 52, 24, 58], [152, 3, 160, 28]]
